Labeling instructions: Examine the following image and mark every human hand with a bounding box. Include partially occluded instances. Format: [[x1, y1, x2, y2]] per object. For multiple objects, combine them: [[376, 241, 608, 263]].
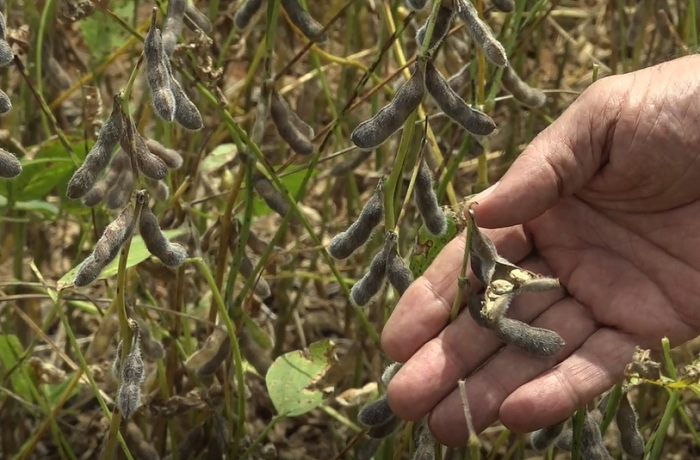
[[381, 54, 700, 447]]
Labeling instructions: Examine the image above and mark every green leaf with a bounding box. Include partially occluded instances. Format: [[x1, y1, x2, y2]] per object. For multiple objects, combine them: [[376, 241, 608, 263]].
[[57, 229, 186, 290], [201, 143, 237, 172], [79, 3, 133, 62], [12, 200, 60, 217], [0, 335, 33, 402], [42, 378, 80, 406], [251, 167, 317, 217], [243, 315, 272, 350], [266, 339, 338, 416]]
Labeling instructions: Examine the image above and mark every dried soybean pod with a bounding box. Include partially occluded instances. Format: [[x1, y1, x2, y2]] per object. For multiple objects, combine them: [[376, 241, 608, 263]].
[[556, 427, 572, 451], [616, 393, 644, 458], [117, 325, 146, 420], [501, 65, 546, 108], [162, 0, 186, 57], [350, 241, 390, 306], [136, 318, 166, 362], [0, 88, 11, 115], [385, 232, 414, 296], [82, 151, 130, 207], [330, 150, 372, 176], [184, 3, 213, 33], [234, 0, 265, 29], [0, 12, 11, 67], [328, 178, 385, 259], [144, 11, 176, 122], [280, 0, 328, 43], [229, 235, 272, 300], [105, 167, 135, 210], [170, 75, 204, 131], [416, 6, 455, 52], [351, 65, 425, 150], [412, 424, 436, 460], [0, 12, 7, 40], [381, 362, 402, 386], [0, 148, 21, 178], [67, 95, 124, 198], [358, 395, 395, 427], [139, 204, 188, 267], [530, 419, 567, 450], [491, 0, 515, 12], [581, 411, 615, 460], [145, 177, 170, 202], [414, 158, 447, 235], [424, 60, 496, 136], [127, 128, 169, 180], [111, 340, 123, 379], [467, 206, 499, 285], [271, 87, 314, 139], [447, 63, 472, 93], [494, 315, 565, 357], [367, 416, 402, 439], [161, 424, 207, 460], [252, 173, 299, 225], [124, 422, 160, 460], [406, 0, 428, 10], [145, 138, 184, 169], [270, 88, 314, 155], [455, 0, 508, 67]]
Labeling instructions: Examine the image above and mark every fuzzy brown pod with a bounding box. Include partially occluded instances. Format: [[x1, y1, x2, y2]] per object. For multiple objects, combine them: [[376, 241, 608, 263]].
[[106, 166, 135, 210], [351, 65, 425, 150], [424, 60, 496, 136], [228, 234, 272, 300], [82, 150, 131, 207], [136, 318, 166, 362], [501, 65, 546, 108], [0, 12, 12, 67], [0, 88, 11, 115], [117, 321, 146, 420], [281, 0, 328, 43], [412, 423, 436, 460], [330, 150, 372, 176], [454, 0, 508, 67], [358, 394, 395, 427], [184, 326, 231, 377], [0, 147, 21, 178], [252, 173, 300, 225], [406, 0, 429, 10], [580, 411, 615, 459], [616, 393, 644, 458], [367, 416, 402, 439], [184, 3, 213, 34], [139, 204, 188, 267], [74, 192, 143, 287], [328, 178, 385, 259], [234, 0, 265, 29], [124, 422, 160, 460], [120, 118, 169, 181], [145, 138, 184, 169], [163, 57, 204, 131], [350, 236, 392, 307], [162, 0, 186, 57], [270, 87, 315, 155], [414, 158, 447, 235], [145, 11, 176, 122], [67, 95, 124, 199], [385, 231, 414, 296], [529, 419, 567, 451], [490, 0, 515, 12], [415, 5, 455, 52]]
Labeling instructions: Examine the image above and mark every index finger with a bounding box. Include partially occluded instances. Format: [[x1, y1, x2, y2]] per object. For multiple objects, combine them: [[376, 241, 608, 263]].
[[381, 220, 533, 364]]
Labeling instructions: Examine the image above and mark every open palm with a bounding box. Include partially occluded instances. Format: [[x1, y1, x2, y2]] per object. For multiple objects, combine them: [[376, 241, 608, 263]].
[[381, 54, 700, 447]]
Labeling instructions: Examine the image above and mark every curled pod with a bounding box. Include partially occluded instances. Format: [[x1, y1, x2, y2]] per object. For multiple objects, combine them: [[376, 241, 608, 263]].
[[0, 148, 21, 178], [270, 88, 314, 155], [144, 14, 176, 122], [0, 88, 11, 115], [455, 0, 508, 67], [415, 5, 455, 52], [385, 232, 414, 296], [145, 138, 184, 169], [616, 393, 644, 458], [184, 3, 213, 33], [424, 60, 496, 136], [82, 150, 131, 207], [490, 0, 515, 12], [413, 158, 447, 235], [501, 65, 546, 108], [358, 395, 395, 427], [139, 203, 188, 267], [530, 419, 567, 451], [234, 0, 265, 29], [350, 240, 390, 307], [281, 0, 328, 43], [406, 0, 429, 10], [351, 65, 425, 150], [330, 150, 372, 176], [105, 167, 135, 210], [67, 95, 124, 198], [162, 0, 187, 57], [328, 178, 385, 260]]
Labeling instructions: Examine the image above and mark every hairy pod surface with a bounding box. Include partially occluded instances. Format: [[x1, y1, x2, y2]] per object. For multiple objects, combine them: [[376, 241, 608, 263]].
[[351, 65, 425, 150], [280, 0, 328, 43], [367, 416, 402, 439], [416, 6, 455, 52], [385, 232, 414, 296], [467, 207, 499, 285], [144, 19, 176, 121], [447, 63, 472, 92], [494, 315, 565, 357], [0, 148, 21, 178], [127, 127, 169, 180], [169, 73, 204, 131], [501, 65, 546, 108], [350, 240, 390, 306], [236, 251, 273, 300], [330, 150, 372, 176], [424, 61, 496, 136], [67, 96, 124, 198], [529, 419, 567, 450], [145, 177, 170, 202], [145, 138, 184, 169], [184, 3, 213, 33], [0, 88, 11, 115], [233, 0, 265, 29], [328, 178, 385, 259], [412, 425, 436, 460], [105, 167, 135, 210], [82, 151, 130, 207], [270, 88, 315, 155], [252, 174, 299, 225], [162, 0, 186, 57], [117, 383, 142, 420], [491, 0, 515, 12], [0, 13, 12, 67], [414, 158, 447, 235], [139, 204, 188, 267], [581, 411, 615, 459], [381, 362, 402, 386], [455, 0, 508, 67], [616, 393, 644, 458], [358, 395, 395, 427]]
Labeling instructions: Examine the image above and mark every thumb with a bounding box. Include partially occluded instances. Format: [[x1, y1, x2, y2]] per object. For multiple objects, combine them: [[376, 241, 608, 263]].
[[472, 80, 619, 229]]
